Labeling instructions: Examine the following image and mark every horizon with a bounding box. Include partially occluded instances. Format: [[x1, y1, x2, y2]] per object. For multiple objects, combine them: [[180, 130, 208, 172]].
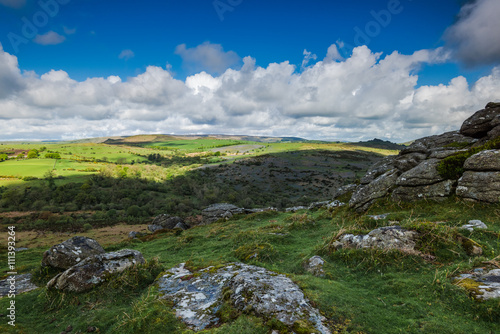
[[1, 0, 500, 142]]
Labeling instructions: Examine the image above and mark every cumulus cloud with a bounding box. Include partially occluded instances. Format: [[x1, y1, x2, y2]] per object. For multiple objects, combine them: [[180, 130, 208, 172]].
[[33, 31, 66, 45], [118, 49, 135, 60], [444, 0, 500, 66], [0, 42, 499, 142], [0, 0, 25, 8], [175, 42, 241, 74]]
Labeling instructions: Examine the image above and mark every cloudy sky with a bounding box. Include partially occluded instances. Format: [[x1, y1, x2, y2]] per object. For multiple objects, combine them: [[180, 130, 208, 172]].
[[0, 0, 499, 142]]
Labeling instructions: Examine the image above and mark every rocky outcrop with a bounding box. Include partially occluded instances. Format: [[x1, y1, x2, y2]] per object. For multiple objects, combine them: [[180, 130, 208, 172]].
[[42, 236, 105, 270], [348, 102, 500, 211], [201, 203, 245, 224], [331, 226, 419, 251], [47, 249, 145, 293], [148, 214, 189, 232], [157, 263, 331, 333]]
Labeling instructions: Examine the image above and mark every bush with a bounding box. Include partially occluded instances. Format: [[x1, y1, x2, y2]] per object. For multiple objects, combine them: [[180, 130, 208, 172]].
[[127, 205, 142, 217], [83, 223, 93, 232]]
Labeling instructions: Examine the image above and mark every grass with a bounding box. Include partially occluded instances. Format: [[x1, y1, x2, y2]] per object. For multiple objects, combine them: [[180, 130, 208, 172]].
[[1, 198, 499, 333]]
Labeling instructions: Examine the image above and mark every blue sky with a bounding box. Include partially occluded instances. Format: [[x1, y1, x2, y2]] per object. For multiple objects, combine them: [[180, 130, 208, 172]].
[[0, 0, 500, 141]]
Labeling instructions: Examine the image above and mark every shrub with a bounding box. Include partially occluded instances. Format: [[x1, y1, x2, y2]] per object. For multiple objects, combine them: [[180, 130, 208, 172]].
[[83, 223, 93, 232]]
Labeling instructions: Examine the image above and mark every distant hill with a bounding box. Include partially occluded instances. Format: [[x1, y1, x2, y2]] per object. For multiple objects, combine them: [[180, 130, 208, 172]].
[[103, 134, 307, 145], [348, 138, 405, 151]]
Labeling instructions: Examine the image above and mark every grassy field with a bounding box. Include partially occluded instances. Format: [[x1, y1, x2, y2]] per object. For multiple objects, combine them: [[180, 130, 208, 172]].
[[0, 198, 499, 333]]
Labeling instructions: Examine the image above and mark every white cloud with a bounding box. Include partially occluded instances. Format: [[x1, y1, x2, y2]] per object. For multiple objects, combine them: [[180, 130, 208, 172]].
[[175, 42, 241, 74], [118, 49, 135, 60], [33, 31, 66, 46], [0, 42, 499, 142], [0, 0, 25, 9], [63, 27, 77, 35], [444, 0, 500, 66]]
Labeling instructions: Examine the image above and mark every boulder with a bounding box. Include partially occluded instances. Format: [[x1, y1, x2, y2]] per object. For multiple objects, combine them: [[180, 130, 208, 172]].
[[303, 256, 326, 277], [128, 231, 146, 239], [151, 214, 188, 230], [463, 150, 500, 172], [42, 236, 105, 270], [47, 249, 145, 293], [391, 180, 455, 202], [460, 220, 488, 232], [201, 203, 244, 225], [393, 152, 428, 172], [360, 155, 396, 185], [454, 268, 500, 300], [350, 170, 399, 212], [396, 159, 445, 187], [332, 226, 418, 251], [0, 274, 38, 297], [157, 263, 330, 333], [456, 171, 500, 203], [460, 103, 500, 138]]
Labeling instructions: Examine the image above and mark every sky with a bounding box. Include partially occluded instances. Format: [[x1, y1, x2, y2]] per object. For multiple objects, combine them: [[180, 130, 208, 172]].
[[0, 0, 500, 142]]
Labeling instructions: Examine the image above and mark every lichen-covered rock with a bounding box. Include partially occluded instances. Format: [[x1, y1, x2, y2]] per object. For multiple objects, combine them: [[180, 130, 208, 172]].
[[304, 256, 326, 277], [460, 220, 488, 232], [396, 159, 445, 187], [47, 249, 145, 293], [42, 236, 105, 270], [350, 170, 399, 212], [157, 263, 331, 333], [393, 152, 428, 172], [391, 180, 455, 202], [331, 183, 358, 199], [463, 150, 500, 172], [309, 200, 345, 210], [0, 274, 39, 297], [460, 103, 500, 138], [201, 203, 244, 225], [456, 171, 500, 203], [454, 268, 500, 300], [360, 156, 396, 185], [332, 226, 418, 251]]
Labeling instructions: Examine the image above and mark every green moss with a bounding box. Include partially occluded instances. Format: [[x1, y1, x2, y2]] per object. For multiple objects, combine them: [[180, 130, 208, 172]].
[[454, 278, 484, 297]]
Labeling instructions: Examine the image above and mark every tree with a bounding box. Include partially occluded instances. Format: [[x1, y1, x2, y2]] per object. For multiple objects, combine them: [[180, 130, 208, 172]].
[[0, 154, 8, 162], [44, 170, 56, 189], [27, 149, 39, 159]]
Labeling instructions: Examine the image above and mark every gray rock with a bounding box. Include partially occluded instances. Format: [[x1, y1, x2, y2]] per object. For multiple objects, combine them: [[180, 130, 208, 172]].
[[460, 104, 500, 138], [304, 256, 326, 277], [391, 180, 455, 202], [152, 214, 187, 230], [367, 213, 390, 220], [396, 159, 445, 187], [360, 156, 396, 185], [463, 150, 500, 172], [47, 249, 145, 293], [201, 203, 244, 225], [428, 149, 468, 159], [0, 274, 39, 297], [42, 236, 105, 270], [331, 183, 359, 199], [308, 200, 345, 210], [157, 263, 331, 333], [393, 152, 428, 172], [454, 269, 500, 300], [487, 124, 500, 140], [350, 170, 399, 212], [128, 231, 146, 239], [400, 131, 475, 155], [285, 206, 307, 213], [148, 225, 164, 233], [244, 207, 278, 214], [456, 171, 500, 203], [333, 226, 419, 251], [460, 220, 488, 232]]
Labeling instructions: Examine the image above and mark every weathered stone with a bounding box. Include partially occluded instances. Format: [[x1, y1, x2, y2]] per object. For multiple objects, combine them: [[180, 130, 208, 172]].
[[487, 124, 500, 140], [331, 183, 359, 199], [460, 220, 488, 232], [486, 102, 500, 109], [360, 156, 396, 184], [244, 207, 278, 214], [148, 225, 164, 233], [201, 203, 244, 225], [285, 206, 307, 213], [464, 150, 500, 172], [157, 263, 331, 333], [396, 159, 445, 187], [333, 226, 419, 251], [393, 153, 428, 172], [460, 104, 500, 138], [308, 200, 345, 210], [42, 236, 105, 270], [151, 214, 187, 229], [350, 170, 399, 212], [47, 249, 145, 293], [400, 131, 475, 155], [0, 274, 39, 297], [428, 149, 468, 159], [128, 231, 146, 239], [454, 269, 500, 300], [391, 180, 455, 202], [457, 171, 500, 203], [304, 256, 326, 277]]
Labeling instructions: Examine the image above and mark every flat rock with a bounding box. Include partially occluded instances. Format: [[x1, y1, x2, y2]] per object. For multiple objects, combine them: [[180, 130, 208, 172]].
[[464, 150, 500, 172], [333, 226, 418, 251], [391, 180, 455, 202], [456, 171, 500, 203], [157, 263, 331, 333], [396, 159, 444, 187], [47, 249, 145, 293], [42, 236, 105, 270], [0, 274, 39, 297]]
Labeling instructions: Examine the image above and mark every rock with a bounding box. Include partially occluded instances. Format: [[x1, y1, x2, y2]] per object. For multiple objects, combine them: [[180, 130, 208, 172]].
[[285, 206, 307, 213], [454, 269, 500, 300], [367, 213, 390, 220], [244, 207, 278, 214], [396, 159, 444, 187], [333, 226, 419, 251], [393, 152, 428, 172], [201, 203, 244, 225], [463, 150, 500, 172], [128, 231, 146, 239], [486, 102, 500, 109], [428, 149, 468, 159], [308, 200, 344, 210], [460, 103, 500, 138], [400, 131, 475, 155], [42, 236, 105, 270], [391, 180, 455, 202], [47, 249, 145, 293], [360, 156, 396, 185], [0, 274, 39, 297], [304, 256, 326, 277], [460, 220, 488, 232], [350, 170, 399, 212], [157, 263, 331, 333], [487, 124, 500, 140], [456, 171, 500, 203], [331, 183, 358, 199], [148, 225, 164, 233], [151, 214, 188, 230]]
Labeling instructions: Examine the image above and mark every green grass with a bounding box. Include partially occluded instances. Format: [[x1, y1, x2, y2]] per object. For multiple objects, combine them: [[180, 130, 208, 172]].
[[1, 198, 499, 333]]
